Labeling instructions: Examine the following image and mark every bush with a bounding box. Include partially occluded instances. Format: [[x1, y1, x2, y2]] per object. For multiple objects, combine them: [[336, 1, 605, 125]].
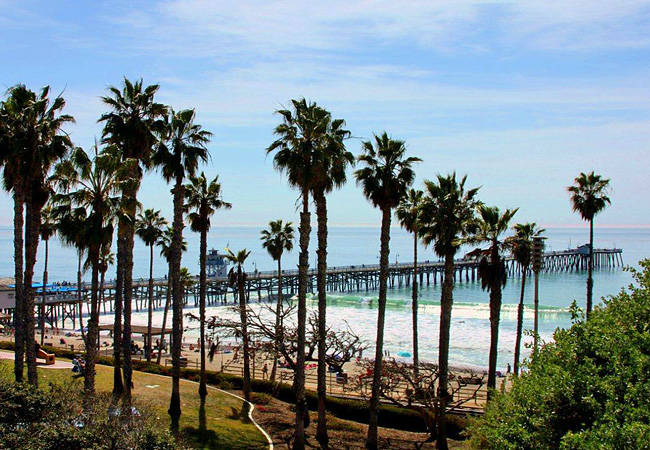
[[250, 392, 272, 405], [469, 259, 650, 450], [0, 377, 184, 450]]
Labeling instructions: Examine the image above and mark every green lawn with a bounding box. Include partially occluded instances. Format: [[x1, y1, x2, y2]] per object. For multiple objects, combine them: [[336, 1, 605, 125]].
[[0, 359, 268, 450]]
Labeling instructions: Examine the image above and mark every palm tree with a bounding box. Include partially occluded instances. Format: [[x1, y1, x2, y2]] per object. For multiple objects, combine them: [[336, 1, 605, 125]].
[[153, 108, 211, 429], [266, 98, 331, 449], [156, 226, 187, 365], [99, 77, 166, 400], [185, 173, 231, 400], [0, 85, 28, 382], [396, 189, 424, 376], [224, 248, 252, 401], [310, 115, 353, 446], [354, 132, 420, 450], [260, 219, 294, 381], [567, 172, 611, 319], [506, 223, 545, 376], [419, 174, 480, 449], [13, 85, 73, 387], [135, 209, 167, 362], [467, 206, 518, 398], [52, 146, 122, 399], [39, 205, 57, 346]]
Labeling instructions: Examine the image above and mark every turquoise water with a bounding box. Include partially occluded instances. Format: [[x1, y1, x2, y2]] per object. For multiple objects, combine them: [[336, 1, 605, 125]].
[[1, 226, 648, 370]]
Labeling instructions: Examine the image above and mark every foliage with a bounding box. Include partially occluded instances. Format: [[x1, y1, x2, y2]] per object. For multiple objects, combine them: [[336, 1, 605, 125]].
[[469, 259, 650, 450], [0, 374, 182, 450], [567, 172, 611, 222]]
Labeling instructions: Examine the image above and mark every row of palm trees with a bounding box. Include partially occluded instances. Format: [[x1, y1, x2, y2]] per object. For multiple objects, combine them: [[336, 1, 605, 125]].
[[265, 98, 611, 450], [0, 79, 233, 429], [1, 81, 611, 449]]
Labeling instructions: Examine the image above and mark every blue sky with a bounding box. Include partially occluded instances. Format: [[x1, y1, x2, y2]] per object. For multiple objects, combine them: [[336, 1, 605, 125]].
[[1, 1, 649, 228]]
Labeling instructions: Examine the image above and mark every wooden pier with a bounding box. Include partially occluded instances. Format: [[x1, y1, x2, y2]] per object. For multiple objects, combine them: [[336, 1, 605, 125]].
[[81, 247, 623, 314]]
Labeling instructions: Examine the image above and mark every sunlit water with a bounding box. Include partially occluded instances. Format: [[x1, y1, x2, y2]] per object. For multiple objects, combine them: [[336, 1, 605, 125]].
[[1, 226, 648, 371]]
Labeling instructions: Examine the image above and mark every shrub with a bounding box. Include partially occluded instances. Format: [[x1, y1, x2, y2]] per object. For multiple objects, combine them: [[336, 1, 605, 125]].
[[469, 259, 650, 450], [0, 378, 184, 450], [250, 392, 272, 405]]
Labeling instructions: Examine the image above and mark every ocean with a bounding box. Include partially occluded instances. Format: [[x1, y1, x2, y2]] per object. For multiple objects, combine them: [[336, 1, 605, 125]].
[[1, 225, 648, 371]]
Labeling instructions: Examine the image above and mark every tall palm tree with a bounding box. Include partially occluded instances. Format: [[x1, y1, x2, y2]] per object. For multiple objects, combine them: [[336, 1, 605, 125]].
[[135, 208, 167, 362], [355, 132, 420, 450], [506, 223, 545, 376], [39, 205, 57, 346], [567, 172, 611, 319], [99, 77, 166, 400], [156, 226, 187, 365], [12, 85, 73, 387], [185, 173, 231, 400], [153, 108, 211, 429], [310, 115, 353, 447], [224, 248, 252, 401], [266, 98, 331, 450], [52, 146, 122, 399], [260, 219, 295, 382], [0, 85, 28, 382], [419, 174, 480, 450], [396, 188, 424, 376], [467, 206, 518, 399]]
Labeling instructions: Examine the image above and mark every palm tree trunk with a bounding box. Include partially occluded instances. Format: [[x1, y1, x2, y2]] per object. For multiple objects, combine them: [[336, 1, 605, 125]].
[[586, 219, 594, 319], [156, 267, 172, 365], [121, 212, 136, 404], [239, 265, 251, 401], [112, 221, 126, 397], [436, 250, 455, 450], [412, 229, 419, 377], [513, 268, 527, 376], [293, 189, 311, 450], [366, 207, 391, 450], [199, 226, 208, 400], [77, 253, 86, 344], [84, 245, 101, 404], [23, 199, 41, 388], [40, 238, 49, 346], [168, 177, 185, 431], [270, 257, 283, 382], [315, 190, 329, 448], [146, 244, 154, 362], [487, 245, 502, 399], [13, 193, 25, 383]]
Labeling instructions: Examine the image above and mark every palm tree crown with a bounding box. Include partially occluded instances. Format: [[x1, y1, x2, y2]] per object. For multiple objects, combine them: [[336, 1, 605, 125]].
[[355, 132, 421, 211], [396, 189, 424, 235], [99, 78, 167, 169], [261, 220, 295, 262], [420, 173, 481, 257], [154, 108, 212, 183], [266, 98, 331, 192], [158, 226, 188, 262], [184, 173, 231, 233], [136, 209, 167, 248], [506, 223, 546, 269], [567, 172, 611, 222]]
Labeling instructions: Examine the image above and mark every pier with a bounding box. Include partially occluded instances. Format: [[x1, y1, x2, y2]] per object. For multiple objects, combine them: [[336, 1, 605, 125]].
[[83, 247, 624, 312], [19, 247, 623, 329]]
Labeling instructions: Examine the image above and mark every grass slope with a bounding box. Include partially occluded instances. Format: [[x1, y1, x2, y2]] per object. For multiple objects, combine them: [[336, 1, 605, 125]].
[[0, 359, 268, 450]]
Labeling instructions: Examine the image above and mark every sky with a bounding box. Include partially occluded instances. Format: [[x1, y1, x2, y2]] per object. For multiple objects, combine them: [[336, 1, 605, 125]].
[[1, 1, 649, 228]]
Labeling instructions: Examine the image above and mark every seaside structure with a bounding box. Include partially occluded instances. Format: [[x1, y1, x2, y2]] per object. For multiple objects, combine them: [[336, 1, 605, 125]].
[[205, 249, 229, 278], [0, 247, 623, 329]]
